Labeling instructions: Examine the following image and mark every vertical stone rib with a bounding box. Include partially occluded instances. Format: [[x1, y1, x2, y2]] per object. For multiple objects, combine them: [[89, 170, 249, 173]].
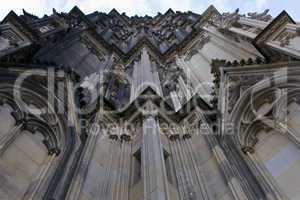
[[119, 141, 131, 200], [205, 135, 249, 200], [185, 138, 210, 200], [181, 138, 200, 198], [222, 141, 259, 200], [173, 139, 190, 199], [131, 48, 162, 101], [168, 139, 185, 199], [114, 138, 131, 200], [142, 108, 169, 200], [100, 138, 114, 200], [246, 152, 287, 200], [66, 123, 102, 200], [97, 136, 109, 198], [130, 60, 139, 102], [176, 138, 196, 199], [109, 139, 120, 200], [112, 139, 121, 200], [22, 154, 56, 200], [115, 141, 125, 200]]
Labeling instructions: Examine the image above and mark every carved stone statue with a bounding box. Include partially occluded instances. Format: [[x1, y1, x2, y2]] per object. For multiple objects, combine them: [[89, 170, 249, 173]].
[[247, 9, 272, 22], [216, 8, 240, 29]]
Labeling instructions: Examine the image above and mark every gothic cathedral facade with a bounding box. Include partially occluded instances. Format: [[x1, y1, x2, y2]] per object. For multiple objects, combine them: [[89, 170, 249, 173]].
[[0, 5, 300, 200]]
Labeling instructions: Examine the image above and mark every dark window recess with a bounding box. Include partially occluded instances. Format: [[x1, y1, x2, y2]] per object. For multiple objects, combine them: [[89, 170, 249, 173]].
[[132, 148, 141, 185], [164, 150, 175, 185]]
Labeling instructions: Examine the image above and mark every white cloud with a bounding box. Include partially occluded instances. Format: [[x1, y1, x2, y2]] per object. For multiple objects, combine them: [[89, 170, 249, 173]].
[[0, 0, 209, 19], [0, 0, 46, 18], [0, 0, 297, 21], [62, 0, 150, 16], [253, 0, 268, 10]]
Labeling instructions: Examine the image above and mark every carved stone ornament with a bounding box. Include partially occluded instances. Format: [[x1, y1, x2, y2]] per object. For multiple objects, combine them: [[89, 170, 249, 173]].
[[247, 9, 272, 22], [184, 34, 210, 61], [80, 35, 106, 62], [275, 30, 297, 47], [215, 8, 240, 30], [241, 146, 255, 154]]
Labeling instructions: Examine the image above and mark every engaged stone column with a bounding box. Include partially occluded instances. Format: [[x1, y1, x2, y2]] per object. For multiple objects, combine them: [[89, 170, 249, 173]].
[[66, 119, 103, 200], [206, 135, 249, 200], [243, 148, 286, 200], [142, 102, 169, 200]]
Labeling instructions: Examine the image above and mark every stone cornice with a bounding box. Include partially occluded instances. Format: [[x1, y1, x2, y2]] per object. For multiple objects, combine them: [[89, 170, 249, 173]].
[[2, 10, 39, 41], [253, 10, 296, 61]]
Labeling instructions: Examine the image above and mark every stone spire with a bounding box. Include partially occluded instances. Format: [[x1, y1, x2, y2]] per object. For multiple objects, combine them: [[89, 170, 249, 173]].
[[130, 47, 163, 101]]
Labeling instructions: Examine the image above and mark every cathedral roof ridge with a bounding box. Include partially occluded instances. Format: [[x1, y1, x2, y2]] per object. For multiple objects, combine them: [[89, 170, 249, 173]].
[[253, 10, 296, 61]]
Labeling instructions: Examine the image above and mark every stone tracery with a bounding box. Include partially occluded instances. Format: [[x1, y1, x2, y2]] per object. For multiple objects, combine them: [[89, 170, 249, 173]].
[[0, 5, 300, 200]]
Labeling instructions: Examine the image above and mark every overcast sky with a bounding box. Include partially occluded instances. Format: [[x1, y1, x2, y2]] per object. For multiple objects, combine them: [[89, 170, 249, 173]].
[[0, 0, 299, 21]]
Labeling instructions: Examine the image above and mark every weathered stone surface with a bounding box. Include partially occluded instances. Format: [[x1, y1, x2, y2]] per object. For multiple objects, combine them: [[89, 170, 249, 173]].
[[0, 5, 300, 200]]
